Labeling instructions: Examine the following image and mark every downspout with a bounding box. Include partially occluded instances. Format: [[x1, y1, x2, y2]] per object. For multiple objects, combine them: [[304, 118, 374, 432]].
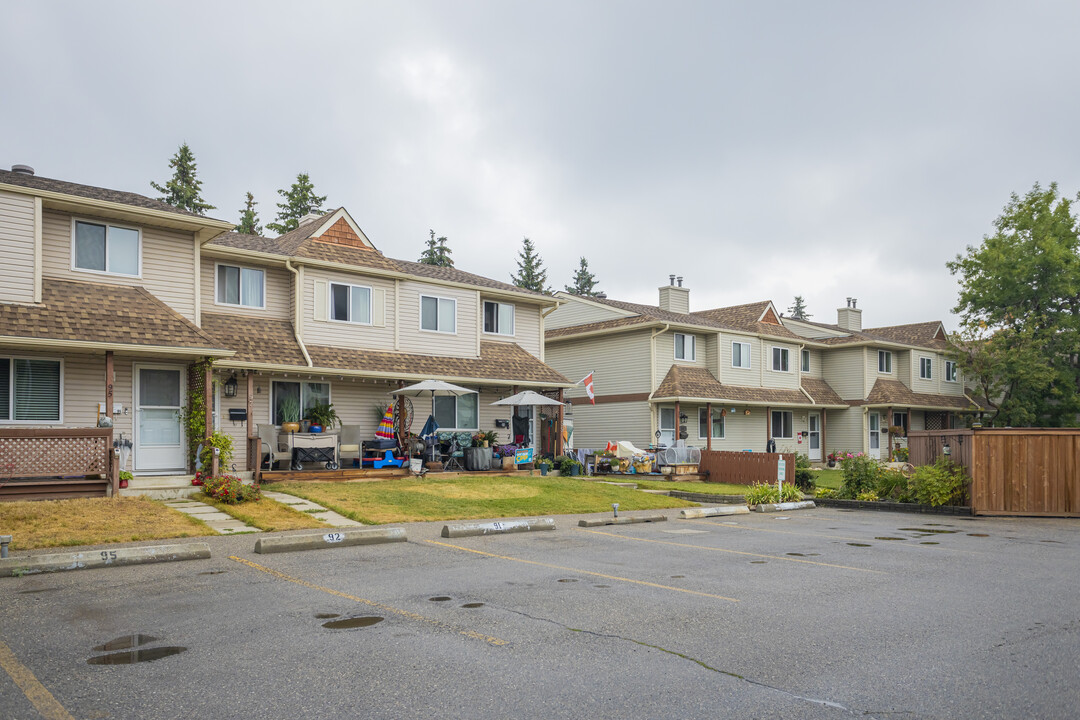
[[285, 259, 313, 367], [540, 300, 562, 363], [798, 343, 815, 404], [648, 323, 670, 442]]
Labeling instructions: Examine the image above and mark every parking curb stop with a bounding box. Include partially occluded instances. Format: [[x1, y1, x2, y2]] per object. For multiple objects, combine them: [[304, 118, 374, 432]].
[[578, 514, 668, 527], [442, 518, 556, 538], [680, 506, 751, 519], [753, 501, 816, 513], [254, 527, 406, 554], [0, 542, 211, 577]]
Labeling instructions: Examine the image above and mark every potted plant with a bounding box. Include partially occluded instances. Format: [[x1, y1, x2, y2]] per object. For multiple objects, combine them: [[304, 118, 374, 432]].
[[306, 402, 339, 433], [278, 396, 302, 433], [537, 457, 554, 476], [555, 455, 582, 477]]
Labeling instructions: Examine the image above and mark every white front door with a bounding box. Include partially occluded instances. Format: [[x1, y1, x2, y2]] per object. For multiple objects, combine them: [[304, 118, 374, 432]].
[[134, 364, 187, 473], [808, 412, 821, 461], [868, 412, 881, 460], [658, 406, 676, 446], [515, 406, 535, 449]]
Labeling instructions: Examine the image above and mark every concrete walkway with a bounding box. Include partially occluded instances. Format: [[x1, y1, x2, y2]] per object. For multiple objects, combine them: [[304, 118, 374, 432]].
[[164, 500, 262, 535], [261, 491, 364, 527]]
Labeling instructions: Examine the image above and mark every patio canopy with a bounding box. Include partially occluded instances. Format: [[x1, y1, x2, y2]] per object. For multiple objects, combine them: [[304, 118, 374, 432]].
[[390, 380, 477, 398], [489, 390, 565, 407]]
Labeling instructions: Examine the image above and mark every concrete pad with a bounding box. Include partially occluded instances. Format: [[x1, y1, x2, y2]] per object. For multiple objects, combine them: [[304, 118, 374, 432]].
[[680, 506, 751, 519], [441, 518, 556, 538], [753, 500, 816, 513], [0, 542, 211, 577], [254, 527, 407, 554], [578, 514, 668, 527]]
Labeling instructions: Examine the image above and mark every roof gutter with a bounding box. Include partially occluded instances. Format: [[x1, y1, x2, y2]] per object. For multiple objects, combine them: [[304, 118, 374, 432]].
[[285, 259, 313, 367]]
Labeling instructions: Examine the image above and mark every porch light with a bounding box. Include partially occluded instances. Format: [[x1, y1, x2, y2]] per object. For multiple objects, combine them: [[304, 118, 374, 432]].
[[940, 435, 951, 456], [223, 374, 238, 398]]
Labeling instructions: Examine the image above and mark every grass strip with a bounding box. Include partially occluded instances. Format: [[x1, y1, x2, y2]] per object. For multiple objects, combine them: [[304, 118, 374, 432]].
[[194, 494, 327, 532]]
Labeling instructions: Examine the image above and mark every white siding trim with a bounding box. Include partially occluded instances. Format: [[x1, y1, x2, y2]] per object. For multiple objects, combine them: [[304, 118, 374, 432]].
[[33, 197, 42, 303]]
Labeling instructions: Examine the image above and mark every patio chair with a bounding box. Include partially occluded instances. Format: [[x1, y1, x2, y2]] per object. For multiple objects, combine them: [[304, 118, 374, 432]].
[[438, 432, 467, 472], [258, 424, 290, 471], [338, 424, 363, 467]]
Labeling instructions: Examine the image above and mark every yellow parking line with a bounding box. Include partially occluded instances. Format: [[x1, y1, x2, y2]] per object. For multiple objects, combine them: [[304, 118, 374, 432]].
[[425, 540, 739, 602], [0, 638, 74, 720], [576, 528, 886, 574], [228, 556, 508, 646]]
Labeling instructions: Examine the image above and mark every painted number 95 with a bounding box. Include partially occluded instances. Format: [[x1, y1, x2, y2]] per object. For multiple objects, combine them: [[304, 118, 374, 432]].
[[99, 551, 117, 563]]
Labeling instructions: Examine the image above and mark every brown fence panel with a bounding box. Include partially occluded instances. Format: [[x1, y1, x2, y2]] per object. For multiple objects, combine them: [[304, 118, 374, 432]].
[[699, 450, 794, 485], [970, 428, 1080, 517], [908, 429, 973, 474], [0, 428, 115, 501]]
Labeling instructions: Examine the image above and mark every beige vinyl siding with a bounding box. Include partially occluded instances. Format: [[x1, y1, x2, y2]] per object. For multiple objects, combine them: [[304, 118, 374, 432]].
[[201, 257, 292, 320], [764, 341, 800, 390], [653, 330, 706, 387], [303, 268, 396, 350], [396, 280, 477, 358], [896, 350, 911, 388], [942, 355, 965, 396], [910, 410, 926, 432], [571, 401, 651, 449], [481, 297, 543, 359], [803, 348, 823, 378], [213, 371, 272, 472], [547, 330, 652, 401], [826, 407, 865, 455], [822, 347, 866, 400], [719, 332, 761, 388], [545, 296, 631, 330], [869, 347, 891, 381], [911, 352, 938, 394], [41, 209, 198, 321], [704, 333, 719, 380], [0, 190, 36, 304]]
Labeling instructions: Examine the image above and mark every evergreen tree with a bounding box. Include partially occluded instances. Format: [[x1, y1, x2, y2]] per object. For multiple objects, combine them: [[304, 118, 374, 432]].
[[266, 172, 327, 235], [236, 192, 263, 235], [150, 142, 215, 215], [787, 296, 811, 320], [564, 256, 600, 296], [510, 236, 549, 293], [418, 229, 455, 267]]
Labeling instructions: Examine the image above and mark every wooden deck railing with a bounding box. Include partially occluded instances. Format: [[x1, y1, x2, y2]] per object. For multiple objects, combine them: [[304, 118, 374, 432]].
[[699, 450, 795, 485], [0, 428, 118, 500]]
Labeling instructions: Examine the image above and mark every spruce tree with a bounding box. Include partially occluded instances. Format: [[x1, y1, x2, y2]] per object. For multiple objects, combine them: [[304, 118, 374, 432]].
[[788, 296, 811, 320], [236, 192, 263, 235], [266, 173, 327, 235], [419, 229, 454, 267], [510, 236, 549, 293], [150, 143, 215, 215], [564, 256, 600, 296]]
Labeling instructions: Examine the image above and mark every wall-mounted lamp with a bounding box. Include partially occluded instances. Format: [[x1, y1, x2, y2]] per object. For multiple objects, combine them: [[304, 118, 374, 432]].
[[223, 374, 238, 398], [679, 412, 688, 423], [940, 435, 951, 456], [744, 409, 751, 416]]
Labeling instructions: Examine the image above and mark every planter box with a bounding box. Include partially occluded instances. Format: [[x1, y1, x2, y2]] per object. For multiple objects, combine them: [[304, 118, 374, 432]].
[[501, 457, 515, 471], [672, 464, 699, 475], [812, 497, 972, 516]]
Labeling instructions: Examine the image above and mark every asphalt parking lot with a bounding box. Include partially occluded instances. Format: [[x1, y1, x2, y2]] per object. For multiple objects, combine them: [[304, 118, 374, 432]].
[[2, 507, 1078, 719]]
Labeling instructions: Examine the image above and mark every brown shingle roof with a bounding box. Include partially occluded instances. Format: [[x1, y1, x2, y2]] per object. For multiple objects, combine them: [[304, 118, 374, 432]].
[[800, 377, 845, 406], [652, 365, 832, 406], [200, 313, 308, 366], [0, 279, 229, 352], [546, 316, 655, 339], [801, 319, 950, 351], [856, 379, 984, 411]]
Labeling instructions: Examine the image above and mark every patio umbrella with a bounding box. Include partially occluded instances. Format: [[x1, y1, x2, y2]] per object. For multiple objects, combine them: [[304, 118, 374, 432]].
[[390, 380, 477, 430], [490, 390, 566, 448], [375, 404, 396, 439]]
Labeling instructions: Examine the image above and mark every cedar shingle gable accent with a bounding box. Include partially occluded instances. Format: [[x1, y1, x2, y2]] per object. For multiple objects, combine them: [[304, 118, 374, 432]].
[[313, 216, 372, 250], [653, 365, 838, 406]]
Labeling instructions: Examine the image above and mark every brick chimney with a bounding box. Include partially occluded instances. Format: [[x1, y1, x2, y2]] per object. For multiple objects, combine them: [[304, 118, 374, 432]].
[[837, 297, 862, 331], [658, 275, 690, 314]]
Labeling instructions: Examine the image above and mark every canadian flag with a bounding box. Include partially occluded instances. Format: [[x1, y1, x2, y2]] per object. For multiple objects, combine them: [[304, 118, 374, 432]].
[[581, 372, 596, 405]]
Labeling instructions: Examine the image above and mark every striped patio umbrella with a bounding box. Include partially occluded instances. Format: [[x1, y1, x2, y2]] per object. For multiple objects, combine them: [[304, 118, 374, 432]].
[[376, 404, 396, 439]]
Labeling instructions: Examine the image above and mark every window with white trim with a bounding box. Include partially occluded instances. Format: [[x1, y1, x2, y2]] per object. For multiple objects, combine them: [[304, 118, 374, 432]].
[[892, 411, 908, 434], [675, 333, 696, 361], [216, 264, 265, 308], [421, 295, 456, 333], [945, 360, 958, 382], [878, 350, 892, 373], [698, 407, 724, 439], [483, 301, 514, 335], [0, 358, 62, 422], [330, 282, 372, 324], [73, 219, 139, 276], [272, 381, 330, 425], [732, 341, 751, 369], [771, 410, 793, 439], [801, 349, 810, 373], [920, 357, 933, 379], [433, 393, 478, 430], [771, 347, 790, 372]]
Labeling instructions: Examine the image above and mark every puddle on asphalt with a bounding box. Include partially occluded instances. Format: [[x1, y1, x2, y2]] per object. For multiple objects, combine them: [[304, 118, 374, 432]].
[[88, 647, 186, 665], [429, 596, 452, 601], [920, 541, 940, 545], [461, 603, 485, 609], [875, 537, 905, 541], [93, 635, 158, 652], [670, 575, 685, 579], [750, 560, 767, 564], [198, 570, 226, 576], [594, 584, 611, 588], [557, 579, 578, 583], [1041, 540, 1062, 544], [322, 616, 384, 630], [786, 552, 819, 557], [314, 613, 340, 619], [968, 533, 989, 537], [18, 588, 56, 594], [899, 528, 958, 534], [847, 543, 871, 547]]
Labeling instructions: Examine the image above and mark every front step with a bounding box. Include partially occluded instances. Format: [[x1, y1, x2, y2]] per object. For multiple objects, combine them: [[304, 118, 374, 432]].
[[120, 475, 199, 500]]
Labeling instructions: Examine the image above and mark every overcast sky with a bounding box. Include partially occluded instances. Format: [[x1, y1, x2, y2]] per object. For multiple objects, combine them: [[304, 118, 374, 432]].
[[4, 1, 1079, 329]]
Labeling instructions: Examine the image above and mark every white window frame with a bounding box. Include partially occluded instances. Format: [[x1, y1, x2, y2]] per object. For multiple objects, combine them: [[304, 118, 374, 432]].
[[697, 407, 725, 439], [0, 356, 64, 424], [771, 346, 790, 373], [329, 282, 373, 325], [433, 393, 479, 431], [731, 341, 751, 369], [482, 300, 515, 336], [420, 294, 457, 334], [271, 380, 331, 425], [801, 349, 810, 373], [919, 356, 933, 380], [945, 360, 958, 383], [71, 217, 142, 278], [892, 411, 908, 434], [214, 262, 266, 309], [674, 333, 696, 361], [878, 350, 892, 374], [771, 410, 794, 439]]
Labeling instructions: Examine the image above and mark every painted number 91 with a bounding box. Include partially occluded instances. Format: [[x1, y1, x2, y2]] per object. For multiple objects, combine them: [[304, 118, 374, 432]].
[[323, 533, 344, 543]]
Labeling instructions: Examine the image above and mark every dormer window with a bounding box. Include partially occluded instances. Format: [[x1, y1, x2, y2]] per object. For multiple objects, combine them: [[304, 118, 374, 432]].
[[73, 219, 139, 276]]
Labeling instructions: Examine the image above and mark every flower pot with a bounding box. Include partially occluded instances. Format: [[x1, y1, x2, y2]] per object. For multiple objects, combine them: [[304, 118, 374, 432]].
[[570, 465, 580, 476], [282, 422, 301, 433], [539, 465, 548, 476], [502, 456, 515, 471], [309, 424, 323, 434]]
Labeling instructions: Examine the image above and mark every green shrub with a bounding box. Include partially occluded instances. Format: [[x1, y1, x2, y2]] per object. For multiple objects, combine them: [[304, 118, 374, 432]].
[[779, 483, 803, 502], [856, 490, 880, 502], [814, 487, 837, 499], [874, 469, 913, 502], [909, 457, 967, 507], [839, 453, 883, 498], [198, 431, 234, 472], [201, 474, 260, 504], [893, 447, 909, 462], [745, 482, 781, 505], [119, 470, 133, 481], [793, 453, 815, 491]]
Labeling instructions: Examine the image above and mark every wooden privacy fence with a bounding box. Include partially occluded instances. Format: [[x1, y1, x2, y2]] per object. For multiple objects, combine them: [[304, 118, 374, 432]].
[[910, 428, 1080, 517], [699, 450, 795, 486], [908, 429, 974, 475], [0, 428, 119, 501]]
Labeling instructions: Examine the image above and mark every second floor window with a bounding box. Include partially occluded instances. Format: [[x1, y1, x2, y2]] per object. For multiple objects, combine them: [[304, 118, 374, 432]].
[[771, 347, 790, 372], [74, 220, 139, 276], [483, 301, 514, 335], [675, 333, 696, 361], [217, 264, 265, 308], [878, 350, 892, 373], [330, 283, 372, 324], [920, 357, 933, 379], [421, 295, 456, 333], [801, 349, 810, 372], [732, 341, 751, 369], [945, 360, 958, 382]]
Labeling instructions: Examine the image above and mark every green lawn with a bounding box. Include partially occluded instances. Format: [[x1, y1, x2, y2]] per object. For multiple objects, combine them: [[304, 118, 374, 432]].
[[633, 479, 753, 495], [265, 475, 696, 524], [811, 469, 843, 490]]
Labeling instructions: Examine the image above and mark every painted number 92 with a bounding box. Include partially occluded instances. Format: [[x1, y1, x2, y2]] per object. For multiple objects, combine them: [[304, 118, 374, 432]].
[[323, 533, 344, 543], [99, 551, 117, 563]]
